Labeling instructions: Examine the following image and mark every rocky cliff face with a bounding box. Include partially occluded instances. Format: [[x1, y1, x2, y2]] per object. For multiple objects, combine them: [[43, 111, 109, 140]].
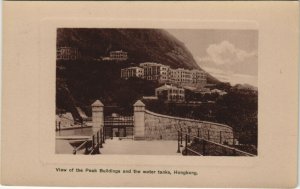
[[57, 28, 219, 83]]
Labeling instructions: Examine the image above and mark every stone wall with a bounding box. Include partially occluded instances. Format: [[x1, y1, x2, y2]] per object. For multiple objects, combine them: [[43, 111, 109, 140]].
[[144, 110, 234, 145]]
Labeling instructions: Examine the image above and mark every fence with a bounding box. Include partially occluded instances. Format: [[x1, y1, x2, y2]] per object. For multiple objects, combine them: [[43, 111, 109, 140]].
[[104, 116, 133, 127], [176, 130, 255, 156], [72, 129, 105, 155], [104, 116, 134, 139]]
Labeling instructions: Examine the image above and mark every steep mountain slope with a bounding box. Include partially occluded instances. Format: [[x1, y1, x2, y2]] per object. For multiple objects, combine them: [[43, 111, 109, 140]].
[[57, 28, 219, 83], [56, 29, 222, 116]]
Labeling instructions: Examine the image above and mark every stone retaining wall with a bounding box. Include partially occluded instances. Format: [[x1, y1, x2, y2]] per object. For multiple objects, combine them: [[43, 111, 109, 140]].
[[144, 110, 234, 144]]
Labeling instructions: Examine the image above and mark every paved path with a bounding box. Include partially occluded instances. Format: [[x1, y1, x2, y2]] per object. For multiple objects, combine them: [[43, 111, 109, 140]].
[[56, 136, 183, 155], [100, 138, 182, 155]]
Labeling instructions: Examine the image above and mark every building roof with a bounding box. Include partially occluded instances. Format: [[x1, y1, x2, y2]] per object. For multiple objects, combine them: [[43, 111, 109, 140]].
[[142, 96, 158, 100], [191, 69, 205, 73], [140, 62, 159, 65], [182, 86, 197, 91], [111, 50, 127, 53], [122, 66, 142, 70], [211, 89, 222, 92], [156, 84, 182, 91], [140, 62, 168, 67]]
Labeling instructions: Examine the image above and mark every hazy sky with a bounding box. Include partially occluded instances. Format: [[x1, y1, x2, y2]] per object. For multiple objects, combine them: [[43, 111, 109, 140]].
[[166, 29, 258, 87]]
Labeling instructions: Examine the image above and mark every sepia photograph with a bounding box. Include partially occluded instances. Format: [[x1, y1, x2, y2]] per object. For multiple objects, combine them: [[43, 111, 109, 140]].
[[2, 1, 298, 187], [55, 28, 258, 156]]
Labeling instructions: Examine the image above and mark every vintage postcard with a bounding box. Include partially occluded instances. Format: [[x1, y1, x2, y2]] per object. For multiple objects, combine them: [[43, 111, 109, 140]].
[[1, 1, 298, 188], [55, 28, 258, 157]]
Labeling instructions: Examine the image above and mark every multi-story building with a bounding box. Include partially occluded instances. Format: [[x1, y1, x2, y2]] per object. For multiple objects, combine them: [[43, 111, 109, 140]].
[[155, 84, 185, 102], [140, 62, 170, 83], [57, 47, 80, 60], [168, 68, 207, 88], [109, 50, 128, 61], [191, 69, 207, 87], [120, 62, 207, 88], [168, 68, 192, 85], [121, 67, 144, 79]]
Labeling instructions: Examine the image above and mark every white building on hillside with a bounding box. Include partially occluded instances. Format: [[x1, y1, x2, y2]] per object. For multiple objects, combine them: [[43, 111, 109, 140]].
[[57, 47, 80, 60], [120, 62, 207, 88], [168, 68, 192, 85], [140, 62, 170, 83], [191, 69, 207, 87], [121, 67, 144, 79], [155, 84, 185, 102], [109, 50, 128, 61]]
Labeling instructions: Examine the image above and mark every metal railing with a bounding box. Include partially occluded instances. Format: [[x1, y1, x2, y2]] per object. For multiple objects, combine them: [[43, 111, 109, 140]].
[[176, 129, 255, 156], [103, 115, 134, 139], [104, 116, 134, 126], [72, 129, 105, 155]]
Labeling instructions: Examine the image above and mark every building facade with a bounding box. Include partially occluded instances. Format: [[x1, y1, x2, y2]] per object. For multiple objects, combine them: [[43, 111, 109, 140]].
[[121, 67, 144, 79], [120, 62, 207, 88], [168, 68, 206, 88], [57, 47, 80, 60], [155, 84, 185, 102], [168, 68, 192, 85], [191, 69, 207, 87], [109, 50, 128, 61], [140, 62, 170, 83]]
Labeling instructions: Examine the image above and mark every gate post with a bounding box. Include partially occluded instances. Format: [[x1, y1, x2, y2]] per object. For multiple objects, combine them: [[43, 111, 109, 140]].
[[91, 100, 104, 135], [133, 100, 145, 140]]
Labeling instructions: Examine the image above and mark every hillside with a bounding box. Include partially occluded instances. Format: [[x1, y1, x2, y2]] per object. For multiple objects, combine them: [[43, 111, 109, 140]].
[[56, 61, 160, 117], [57, 28, 219, 83], [56, 28, 221, 118]]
